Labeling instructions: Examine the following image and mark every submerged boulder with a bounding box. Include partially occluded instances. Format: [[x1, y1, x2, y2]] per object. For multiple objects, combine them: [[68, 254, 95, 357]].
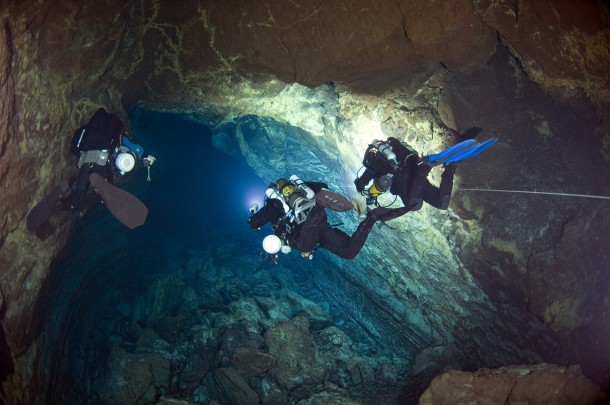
[[419, 364, 603, 405], [264, 316, 325, 390]]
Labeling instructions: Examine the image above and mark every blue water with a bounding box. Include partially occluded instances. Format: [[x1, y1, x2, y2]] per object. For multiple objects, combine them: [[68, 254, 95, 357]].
[[128, 108, 268, 245]]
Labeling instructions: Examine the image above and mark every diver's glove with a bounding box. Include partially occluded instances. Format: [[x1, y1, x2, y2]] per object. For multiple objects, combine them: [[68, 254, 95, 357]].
[[143, 154, 156, 166]]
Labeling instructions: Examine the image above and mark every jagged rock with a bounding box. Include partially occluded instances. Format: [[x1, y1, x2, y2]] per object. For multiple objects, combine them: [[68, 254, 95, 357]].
[[475, 0, 610, 102], [349, 364, 363, 386], [316, 326, 354, 363], [155, 315, 188, 345], [134, 328, 172, 354], [253, 296, 293, 324], [213, 367, 260, 405], [178, 350, 215, 392], [99, 345, 171, 405], [410, 345, 461, 377], [285, 290, 332, 331], [144, 277, 189, 325], [253, 288, 332, 330], [218, 323, 265, 367], [419, 364, 603, 405], [157, 398, 196, 405], [264, 316, 325, 390], [228, 298, 265, 326], [232, 347, 278, 379], [190, 324, 220, 347], [402, 0, 497, 74], [218, 324, 249, 366], [289, 385, 312, 402], [191, 385, 214, 404], [254, 376, 287, 405], [296, 381, 362, 405]]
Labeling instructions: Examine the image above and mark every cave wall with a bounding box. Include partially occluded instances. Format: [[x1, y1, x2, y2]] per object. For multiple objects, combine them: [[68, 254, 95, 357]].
[[1, 0, 610, 403]]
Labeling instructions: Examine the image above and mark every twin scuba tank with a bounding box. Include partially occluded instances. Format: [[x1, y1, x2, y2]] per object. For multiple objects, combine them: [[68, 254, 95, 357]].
[[75, 133, 143, 175], [266, 175, 316, 224], [363, 139, 398, 203], [259, 175, 316, 259], [373, 139, 399, 167]]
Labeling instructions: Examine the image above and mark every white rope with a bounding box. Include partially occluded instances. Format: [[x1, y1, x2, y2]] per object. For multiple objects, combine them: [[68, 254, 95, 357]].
[[456, 188, 610, 200]]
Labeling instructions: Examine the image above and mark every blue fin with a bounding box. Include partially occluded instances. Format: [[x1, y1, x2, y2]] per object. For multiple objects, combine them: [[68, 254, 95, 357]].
[[444, 138, 497, 164], [428, 139, 477, 164]]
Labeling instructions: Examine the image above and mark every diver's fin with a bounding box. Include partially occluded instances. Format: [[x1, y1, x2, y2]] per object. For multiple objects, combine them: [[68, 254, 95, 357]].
[[315, 189, 354, 212], [427, 139, 477, 164], [26, 181, 70, 232], [89, 173, 148, 229], [443, 138, 497, 164]]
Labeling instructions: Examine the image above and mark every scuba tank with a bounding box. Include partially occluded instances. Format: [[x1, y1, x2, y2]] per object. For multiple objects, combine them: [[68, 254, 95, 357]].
[[265, 187, 291, 214], [372, 139, 398, 166], [275, 177, 316, 224], [366, 174, 393, 205], [290, 175, 315, 199]]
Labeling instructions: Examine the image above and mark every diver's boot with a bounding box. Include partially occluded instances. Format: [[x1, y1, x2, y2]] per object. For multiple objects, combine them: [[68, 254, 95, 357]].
[[367, 206, 410, 222], [406, 162, 432, 206], [438, 164, 457, 209]]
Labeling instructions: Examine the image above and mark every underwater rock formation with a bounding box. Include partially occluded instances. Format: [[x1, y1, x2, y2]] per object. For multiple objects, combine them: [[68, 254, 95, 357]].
[[78, 244, 413, 404], [420, 364, 603, 404], [0, 0, 609, 404]]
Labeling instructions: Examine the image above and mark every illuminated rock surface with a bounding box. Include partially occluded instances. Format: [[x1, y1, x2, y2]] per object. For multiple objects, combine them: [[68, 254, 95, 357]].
[[0, 1, 609, 404], [419, 364, 602, 405]]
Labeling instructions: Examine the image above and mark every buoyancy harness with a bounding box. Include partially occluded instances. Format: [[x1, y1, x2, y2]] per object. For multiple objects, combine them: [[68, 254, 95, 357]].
[[357, 138, 420, 204], [267, 175, 316, 225], [70, 108, 146, 175], [262, 175, 317, 259]]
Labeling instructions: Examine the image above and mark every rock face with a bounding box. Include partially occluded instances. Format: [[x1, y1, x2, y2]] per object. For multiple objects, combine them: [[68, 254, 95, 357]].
[[99, 346, 171, 405], [419, 364, 603, 405], [0, 1, 609, 404], [264, 316, 325, 390]]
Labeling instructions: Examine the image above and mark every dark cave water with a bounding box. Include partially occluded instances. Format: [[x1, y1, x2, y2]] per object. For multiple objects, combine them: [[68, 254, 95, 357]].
[[39, 110, 267, 402], [39, 110, 420, 404]]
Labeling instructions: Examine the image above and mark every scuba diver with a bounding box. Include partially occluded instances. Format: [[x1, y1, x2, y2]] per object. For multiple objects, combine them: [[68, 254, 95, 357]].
[[354, 136, 496, 214], [27, 108, 156, 232], [248, 175, 403, 262]]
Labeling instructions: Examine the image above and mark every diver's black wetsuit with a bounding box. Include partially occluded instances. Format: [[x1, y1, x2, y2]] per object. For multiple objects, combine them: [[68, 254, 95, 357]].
[[293, 204, 377, 260], [355, 137, 456, 211], [63, 108, 125, 212], [248, 182, 378, 260]]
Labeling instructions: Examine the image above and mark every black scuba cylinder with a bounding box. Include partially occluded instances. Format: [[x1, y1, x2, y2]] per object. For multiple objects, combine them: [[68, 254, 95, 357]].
[[367, 174, 393, 198]]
